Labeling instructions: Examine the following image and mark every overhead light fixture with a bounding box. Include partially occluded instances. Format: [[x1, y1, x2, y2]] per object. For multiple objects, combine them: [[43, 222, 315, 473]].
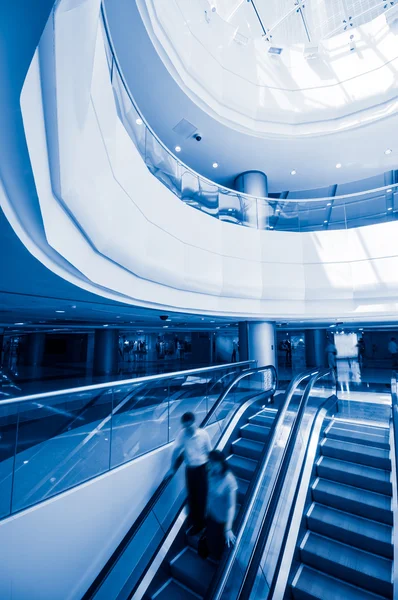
[[228, 208, 233, 212], [14, 322, 24, 325], [163, 325, 169, 328], [387, 188, 393, 193], [212, 162, 219, 169], [324, 220, 328, 223], [327, 202, 332, 206], [388, 207, 393, 211], [175, 146, 181, 153], [71, 305, 77, 309], [136, 118, 143, 125], [290, 169, 297, 175], [336, 163, 342, 169], [56, 310, 65, 313], [103, 324, 109, 327], [385, 148, 392, 155]]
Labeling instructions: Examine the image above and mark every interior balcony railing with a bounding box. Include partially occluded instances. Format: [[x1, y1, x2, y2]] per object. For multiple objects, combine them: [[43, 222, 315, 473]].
[[102, 7, 398, 233]]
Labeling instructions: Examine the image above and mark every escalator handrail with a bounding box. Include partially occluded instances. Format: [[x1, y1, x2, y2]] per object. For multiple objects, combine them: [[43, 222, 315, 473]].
[[240, 369, 338, 600], [209, 368, 331, 600], [83, 364, 277, 600], [1, 360, 255, 405]]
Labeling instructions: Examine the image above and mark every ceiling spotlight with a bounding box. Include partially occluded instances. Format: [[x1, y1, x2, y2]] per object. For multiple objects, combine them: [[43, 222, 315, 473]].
[[324, 220, 328, 223], [175, 146, 181, 153], [136, 118, 143, 125], [385, 148, 392, 155], [387, 188, 393, 193], [388, 207, 393, 211], [56, 310, 65, 313], [14, 322, 24, 325], [290, 169, 297, 175], [212, 162, 219, 169], [327, 202, 332, 206], [103, 324, 109, 327], [336, 163, 342, 169]]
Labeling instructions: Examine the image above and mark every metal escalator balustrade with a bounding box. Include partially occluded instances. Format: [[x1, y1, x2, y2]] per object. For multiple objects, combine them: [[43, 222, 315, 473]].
[[0, 361, 254, 519], [246, 374, 396, 600], [85, 365, 278, 600]]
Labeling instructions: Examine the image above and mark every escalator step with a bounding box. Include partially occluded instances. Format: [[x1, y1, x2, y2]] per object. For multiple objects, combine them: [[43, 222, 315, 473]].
[[300, 532, 393, 598], [232, 437, 265, 460], [321, 438, 391, 471], [306, 503, 393, 559], [326, 425, 390, 450], [312, 479, 392, 525], [292, 565, 387, 600], [331, 419, 389, 437], [150, 578, 202, 600], [170, 547, 216, 597], [236, 477, 249, 502], [227, 454, 257, 480], [249, 413, 275, 427], [316, 456, 392, 496], [240, 423, 270, 442]]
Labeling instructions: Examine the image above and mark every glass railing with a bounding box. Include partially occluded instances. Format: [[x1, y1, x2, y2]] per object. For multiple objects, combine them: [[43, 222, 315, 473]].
[[101, 8, 398, 233], [238, 370, 338, 600], [0, 361, 254, 519], [83, 364, 277, 600], [212, 368, 337, 600]]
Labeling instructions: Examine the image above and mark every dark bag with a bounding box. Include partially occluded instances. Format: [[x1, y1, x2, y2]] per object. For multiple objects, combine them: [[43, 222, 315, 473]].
[[198, 533, 209, 559]]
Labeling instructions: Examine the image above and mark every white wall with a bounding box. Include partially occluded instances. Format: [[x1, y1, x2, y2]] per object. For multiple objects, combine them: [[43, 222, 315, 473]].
[[2, 0, 398, 326], [0, 444, 173, 600]]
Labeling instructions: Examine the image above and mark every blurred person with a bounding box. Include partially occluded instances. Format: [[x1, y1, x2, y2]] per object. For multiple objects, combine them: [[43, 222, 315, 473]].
[[169, 412, 211, 535], [325, 339, 337, 371], [202, 450, 237, 561], [388, 337, 398, 367], [357, 338, 366, 368]]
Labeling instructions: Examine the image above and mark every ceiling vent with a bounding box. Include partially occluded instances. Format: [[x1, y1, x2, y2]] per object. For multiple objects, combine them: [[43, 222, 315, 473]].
[[172, 119, 198, 139]]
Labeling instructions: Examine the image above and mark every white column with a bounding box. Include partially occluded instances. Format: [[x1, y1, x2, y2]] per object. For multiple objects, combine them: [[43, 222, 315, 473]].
[[234, 171, 269, 228], [239, 321, 277, 369]]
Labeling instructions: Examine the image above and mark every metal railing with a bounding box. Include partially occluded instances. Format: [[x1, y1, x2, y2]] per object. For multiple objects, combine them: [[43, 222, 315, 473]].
[[0, 361, 254, 519], [101, 6, 398, 232]]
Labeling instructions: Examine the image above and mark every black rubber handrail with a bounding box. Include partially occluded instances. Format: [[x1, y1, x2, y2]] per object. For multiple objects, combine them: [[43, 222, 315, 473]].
[[83, 364, 276, 600], [237, 368, 337, 600]]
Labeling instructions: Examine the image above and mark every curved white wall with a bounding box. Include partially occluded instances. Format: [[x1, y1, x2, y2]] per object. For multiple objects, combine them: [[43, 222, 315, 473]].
[[3, 0, 398, 323]]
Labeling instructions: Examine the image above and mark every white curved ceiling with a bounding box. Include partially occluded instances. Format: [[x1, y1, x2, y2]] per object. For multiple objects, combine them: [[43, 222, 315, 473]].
[[214, 0, 389, 45]]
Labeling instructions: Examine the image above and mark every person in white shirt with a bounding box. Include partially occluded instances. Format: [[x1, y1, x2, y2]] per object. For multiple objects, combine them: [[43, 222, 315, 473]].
[[388, 338, 398, 367], [170, 412, 211, 535], [205, 450, 237, 560]]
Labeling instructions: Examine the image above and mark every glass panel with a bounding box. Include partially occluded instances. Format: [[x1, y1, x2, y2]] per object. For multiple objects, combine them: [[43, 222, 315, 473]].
[[0, 402, 19, 518], [110, 380, 169, 469], [11, 388, 113, 512]]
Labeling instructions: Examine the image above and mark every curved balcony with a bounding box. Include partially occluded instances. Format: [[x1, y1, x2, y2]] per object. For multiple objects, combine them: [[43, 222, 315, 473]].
[[103, 11, 398, 234]]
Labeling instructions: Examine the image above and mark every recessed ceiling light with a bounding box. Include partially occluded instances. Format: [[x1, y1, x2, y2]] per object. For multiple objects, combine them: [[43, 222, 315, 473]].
[[163, 325, 169, 328], [385, 148, 392, 155], [327, 202, 332, 206], [336, 163, 342, 169], [23, 460, 29, 465], [290, 169, 297, 175], [387, 188, 393, 193], [103, 324, 109, 327], [55, 310, 65, 313], [388, 207, 393, 211], [136, 118, 143, 125], [212, 162, 219, 169], [228, 208, 233, 212], [71, 305, 77, 309], [175, 146, 181, 153], [14, 322, 24, 325], [324, 220, 328, 223]]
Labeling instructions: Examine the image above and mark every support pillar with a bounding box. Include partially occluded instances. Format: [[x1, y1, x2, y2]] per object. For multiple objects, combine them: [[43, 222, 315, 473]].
[[94, 329, 119, 376], [239, 321, 276, 370], [305, 329, 327, 368], [25, 333, 46, 367], [234, 171, 269, 228]]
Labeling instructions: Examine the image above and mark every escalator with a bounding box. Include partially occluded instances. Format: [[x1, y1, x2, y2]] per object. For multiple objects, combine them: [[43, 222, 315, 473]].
[[145, 405, 278, 600], [237, 374, 397, 600], [290, 418, 393, 599]]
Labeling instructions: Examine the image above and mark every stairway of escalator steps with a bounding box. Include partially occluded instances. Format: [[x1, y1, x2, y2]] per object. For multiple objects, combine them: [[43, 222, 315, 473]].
[[148, 407, 277, 600], [291, 418, 393, 600]]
